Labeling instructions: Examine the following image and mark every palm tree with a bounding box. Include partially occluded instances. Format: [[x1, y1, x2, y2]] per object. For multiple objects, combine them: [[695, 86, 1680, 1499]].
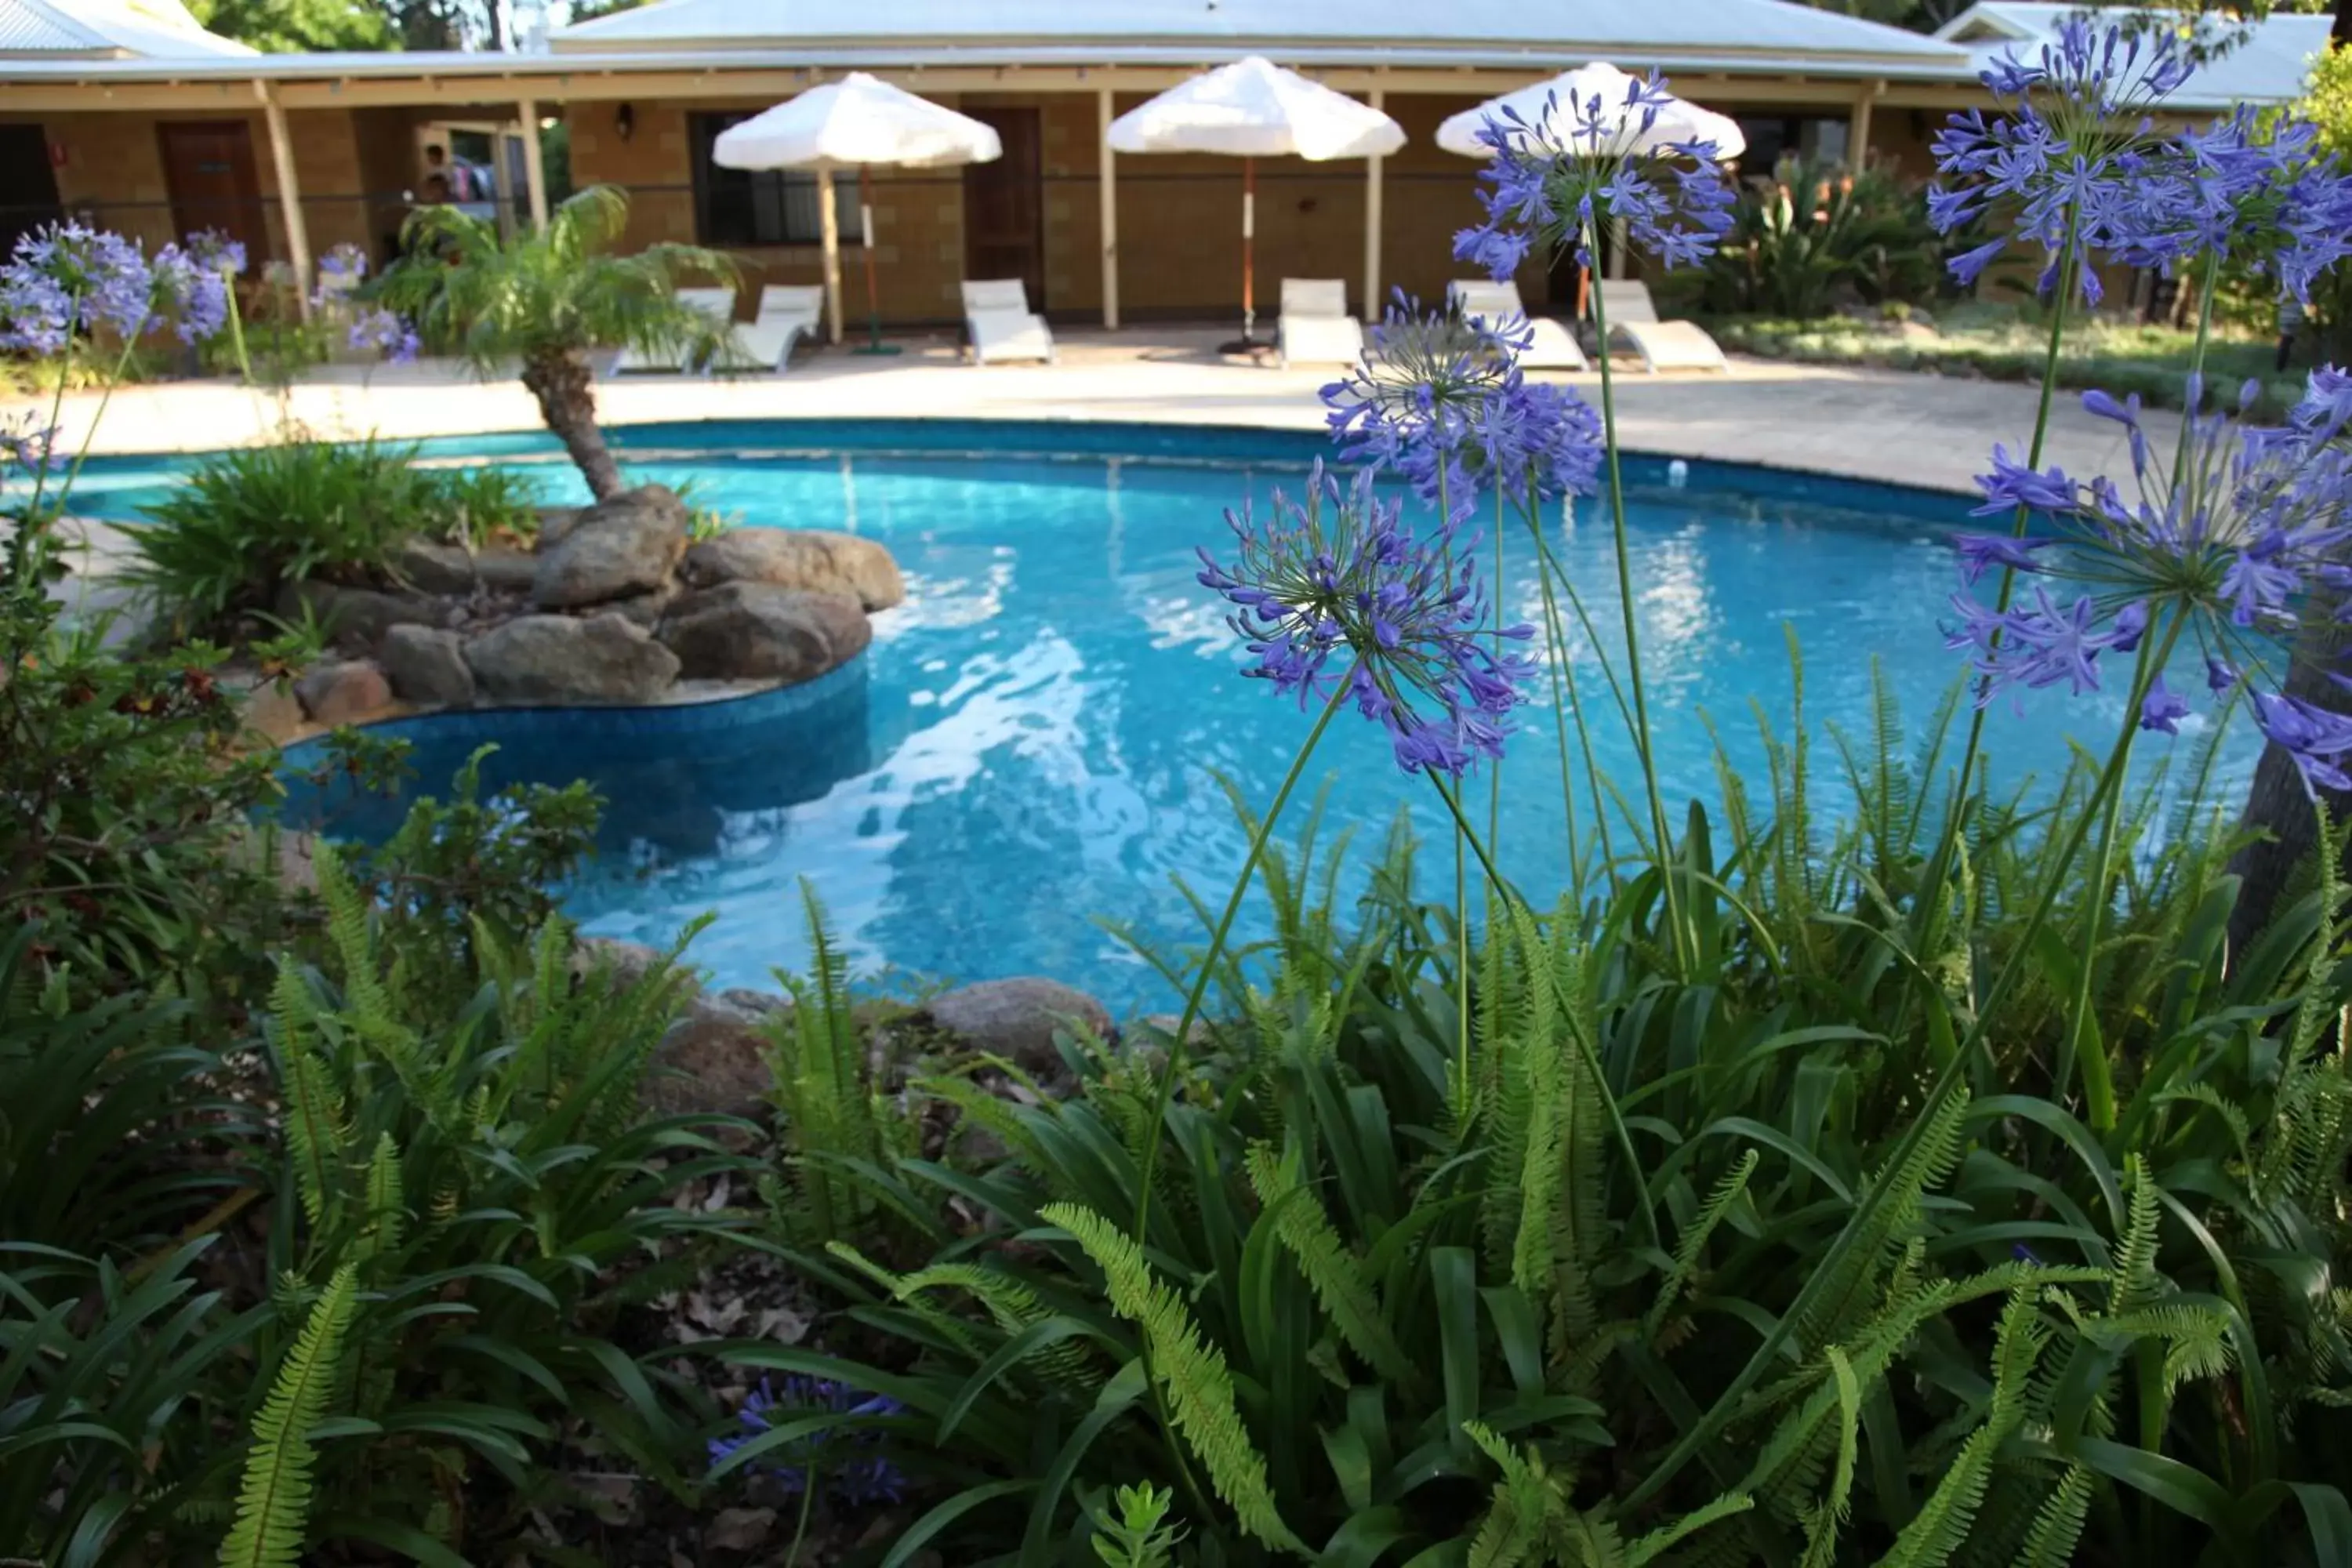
[[372, 186, 736, 501]]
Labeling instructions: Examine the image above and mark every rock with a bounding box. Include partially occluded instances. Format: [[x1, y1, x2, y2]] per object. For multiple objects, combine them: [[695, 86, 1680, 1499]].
[[658, 583, 870, 683], [678, 528, 906, 612], [391, 537, 536, 596], [641, 1007, 774, 1138], [275, 579, 442, 653], [573, 936, 685, 994], [463, 612, 680, 705], [292, 659, 393, 726], [603, 583, 677, 630], [378, 624, 475, 707], [704, 1508, 775, 1554], [236, 675, 307, 743], [531, 485, 688, 610], [717, 986, 790, 1019], [535, 505, 583, 546], [923, 977, 1112, 1081]]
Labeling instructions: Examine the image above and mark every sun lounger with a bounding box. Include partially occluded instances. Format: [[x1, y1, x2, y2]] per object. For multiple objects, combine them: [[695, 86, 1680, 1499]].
[[712, 285, 824, 374], [1595, 280, 1728, 373], [962, 279, 1055, 364], [1276, 278, 1363, 368], [613, 286, 736, 375], [1448, 278, 1588, 371]]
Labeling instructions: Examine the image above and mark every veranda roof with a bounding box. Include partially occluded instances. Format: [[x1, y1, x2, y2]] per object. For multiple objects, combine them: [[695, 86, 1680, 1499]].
[[0, 0, 252, 58]]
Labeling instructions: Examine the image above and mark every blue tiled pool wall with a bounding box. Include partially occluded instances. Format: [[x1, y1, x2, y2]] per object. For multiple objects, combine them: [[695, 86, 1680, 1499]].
[[64, 416, 1978, 535]]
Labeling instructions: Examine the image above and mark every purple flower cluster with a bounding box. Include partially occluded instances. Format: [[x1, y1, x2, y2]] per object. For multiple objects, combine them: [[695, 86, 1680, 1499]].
[[0, 412, 60, 481], [1454, 73, 1735, 280], [348, 305, 420, 362], [1928, 19, 2194, 301], [1323, 294, 1604, 507], [318, 242, 368, 283], [1944, 367, 2352, 791], [707, 1376, 906, 1505], [0, 223, 154, 354], [150, 241, 230, 345], [2109, 108, 2352, 303], [1198, 462, 1537, 775], [183, 229, 247, 279]]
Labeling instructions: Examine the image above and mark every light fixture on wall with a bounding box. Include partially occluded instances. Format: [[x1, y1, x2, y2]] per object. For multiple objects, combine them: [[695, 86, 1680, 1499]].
[[615, 102, 636, 142]]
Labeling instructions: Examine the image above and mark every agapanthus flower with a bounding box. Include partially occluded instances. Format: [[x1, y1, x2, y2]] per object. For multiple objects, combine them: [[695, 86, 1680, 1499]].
[[348, 305, 420, 362], [1198, 461, 1536, 775], [0, 222, 154, 353], [148, 241, 229, 344], [0, 414, 60, 481], [707, 1376, 906, 1505], [2109, 107, 2352, 303], [1454, 70, 1735, 281], [182, 229, 246, 278], [1323, 294, 1603, 507], [1946, 368, 2352, 791], [1927, 18, 2194, 302], [318, 242, 368, 282]]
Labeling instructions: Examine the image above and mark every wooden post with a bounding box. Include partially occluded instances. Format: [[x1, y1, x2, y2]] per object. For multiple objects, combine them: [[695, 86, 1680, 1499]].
[[519, 98, 551, 230], [1849, 80, 1882, 169], [1363, 86, 1385, 318], [254, 80, 313, 321], [1098, 85, 1120, 330], [817, 165, 844, 344]]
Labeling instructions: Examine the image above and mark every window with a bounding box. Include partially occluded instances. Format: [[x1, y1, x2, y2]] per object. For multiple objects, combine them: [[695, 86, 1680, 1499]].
[[690, 112, 863, 246]]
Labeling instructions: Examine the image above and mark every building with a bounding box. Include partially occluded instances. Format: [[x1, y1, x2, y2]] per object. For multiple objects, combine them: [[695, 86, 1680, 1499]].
[[0, 0, 2334, 332]]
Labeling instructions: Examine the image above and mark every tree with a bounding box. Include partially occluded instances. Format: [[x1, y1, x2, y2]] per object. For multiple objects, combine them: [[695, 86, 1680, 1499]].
[[186, 0, 393, 50], [370, 186, 735, 501]]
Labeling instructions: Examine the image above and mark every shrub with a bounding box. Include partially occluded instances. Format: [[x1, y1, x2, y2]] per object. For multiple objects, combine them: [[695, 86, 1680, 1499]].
[[1680, 156, 1942, 318]]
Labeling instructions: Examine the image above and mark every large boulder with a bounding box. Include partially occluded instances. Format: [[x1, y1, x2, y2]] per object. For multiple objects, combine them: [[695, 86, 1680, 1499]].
[[532, 485, 689, 611], [656, 583, 870, 683], [391, 537, 537, 596], [292, 659, 393, 726], [379, 623, 476, 707], [463, 612, 680, 704], [275, 579, 442, 653], [922, 978, 1112, 1082], [678, 528, 905, 612]]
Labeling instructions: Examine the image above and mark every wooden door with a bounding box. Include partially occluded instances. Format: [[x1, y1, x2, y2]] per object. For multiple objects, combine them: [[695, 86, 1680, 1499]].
[[961, 107, 1044, 311], [0, 125, 63, 261], [157, 122, 268, 268]]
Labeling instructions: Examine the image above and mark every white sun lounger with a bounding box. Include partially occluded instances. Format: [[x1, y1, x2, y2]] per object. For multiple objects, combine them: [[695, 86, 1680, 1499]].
[[613, 286, 736, 375], [1595, 280, 1728, 373], [1449, 278, 1588, 371], [962, 279, 1055, 365], [1276, 278, 1364, 368], [713, 285, 824, 374]]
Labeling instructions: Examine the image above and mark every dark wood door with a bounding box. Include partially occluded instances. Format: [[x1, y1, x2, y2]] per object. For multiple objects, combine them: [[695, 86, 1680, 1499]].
[[962, 107, 1044, 311], [157, 121, 268, 268], [0, 125, 63, 261]]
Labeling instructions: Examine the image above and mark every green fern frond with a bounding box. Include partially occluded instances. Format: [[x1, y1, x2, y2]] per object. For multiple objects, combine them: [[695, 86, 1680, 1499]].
[[2108, 1155, 2161, 1312], [2009, 1465, 2093, 1568], [1463, 1421, 1561, 1568], [1043, 1202, 1303, 1553], [1794, 1087, 1972, 1355], [892, 1260, 1099, 1394], [350, 1131, 405, 1275], [1244, 1142, 1414, 1387], [219, 1263, 358, 1568], [1625, 1491, 1756, 1568], [1880, 1294, 2048, 1568], [272, 964, 350, 1232], [1795, 1347, 1860, 1568], [1646, 1149, 1759, 1338]]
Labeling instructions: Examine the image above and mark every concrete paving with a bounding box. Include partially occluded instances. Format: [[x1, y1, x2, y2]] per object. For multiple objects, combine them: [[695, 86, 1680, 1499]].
[[6, 324, 2131, 499]]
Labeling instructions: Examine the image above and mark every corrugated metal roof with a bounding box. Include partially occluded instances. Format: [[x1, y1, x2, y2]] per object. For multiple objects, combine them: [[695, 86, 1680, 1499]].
[[554, 0, 1968, 64], [0, 0, 252, 56], [1934, 2, 2329, 107]]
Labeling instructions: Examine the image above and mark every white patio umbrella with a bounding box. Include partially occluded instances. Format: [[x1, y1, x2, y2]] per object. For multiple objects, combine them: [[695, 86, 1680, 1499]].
[[714, 71, 1001, 351], [1109, 56, 1404, 352], [1435, 63, 1747, 162]]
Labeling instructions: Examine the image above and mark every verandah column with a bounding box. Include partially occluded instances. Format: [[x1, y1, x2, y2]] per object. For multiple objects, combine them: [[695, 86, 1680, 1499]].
[[253, 79, 314, 321], [519, 98, 552, 230], [1098, 85, 1120, 329], [1363, 86, 1385, 315], [1849, 79, 1882, 169]]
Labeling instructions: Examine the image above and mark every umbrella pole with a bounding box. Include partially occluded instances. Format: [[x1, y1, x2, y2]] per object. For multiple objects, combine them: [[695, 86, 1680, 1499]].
[[1218, 155, 1262, 356], [852, 162, 902, 357]]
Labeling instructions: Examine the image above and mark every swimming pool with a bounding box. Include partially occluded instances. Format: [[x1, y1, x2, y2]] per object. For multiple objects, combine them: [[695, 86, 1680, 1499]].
[[74, 421, 2259, 1014]]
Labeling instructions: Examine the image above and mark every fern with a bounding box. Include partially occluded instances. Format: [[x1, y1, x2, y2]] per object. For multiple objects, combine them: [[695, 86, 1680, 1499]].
[[271, 964, 350, 1233], [349, 1132, 405, 1276], [1464, 1421, 1561, 1568], [1794, 1348, 1860, 1568], [1624, 1491, 1757, 1567], [1044, 1201, 1304, 1553], [1091, 1482, 1185, 1568], [2009, 1465, 2093, 1568], [219, 1264, 358, 1568], [1879, 1293, 2047, 1568], [1793, 1087, 1972, 1356], [1244, 1142, 1414, 1386], [1645, 1149, 1758, 1338]]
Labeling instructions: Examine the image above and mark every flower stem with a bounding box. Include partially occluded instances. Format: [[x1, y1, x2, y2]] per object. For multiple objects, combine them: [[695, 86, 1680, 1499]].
[[1439, 466, 1472, 1120], [1629, 603, 2187, 1511], [1520, 505, 1613, 894], [55, 336, 144, 510], [20, 288, 82, 532], [224, 275, 253, 384], [2170, 252, 2221, 490], [1584, 238, 1690, 971]]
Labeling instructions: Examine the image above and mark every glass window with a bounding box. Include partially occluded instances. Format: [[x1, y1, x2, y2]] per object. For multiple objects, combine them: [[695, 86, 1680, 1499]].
[[688, 112, 863, 246]]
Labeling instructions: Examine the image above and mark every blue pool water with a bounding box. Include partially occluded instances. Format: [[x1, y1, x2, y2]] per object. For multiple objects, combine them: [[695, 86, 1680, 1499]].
[[73, 422, 2260, 1013]]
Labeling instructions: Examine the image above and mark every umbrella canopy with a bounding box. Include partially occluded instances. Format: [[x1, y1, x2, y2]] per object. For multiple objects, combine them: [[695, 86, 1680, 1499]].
[[1109, 56, 1403, 350], [1434, 64, 1747, 162], [1108, 55, 1405, 161], [714, 71, 1002, 169], [713, 72, 1001, 348]]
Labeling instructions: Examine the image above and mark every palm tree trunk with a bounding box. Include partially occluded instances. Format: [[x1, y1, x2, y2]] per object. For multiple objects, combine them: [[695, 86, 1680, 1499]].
[[2228, 608, 2350, 953], [520, 347, 624, 502]]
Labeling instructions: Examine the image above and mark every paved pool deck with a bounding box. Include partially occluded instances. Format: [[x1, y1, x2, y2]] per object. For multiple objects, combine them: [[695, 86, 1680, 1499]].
[[11, 324, 2128, 499]]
